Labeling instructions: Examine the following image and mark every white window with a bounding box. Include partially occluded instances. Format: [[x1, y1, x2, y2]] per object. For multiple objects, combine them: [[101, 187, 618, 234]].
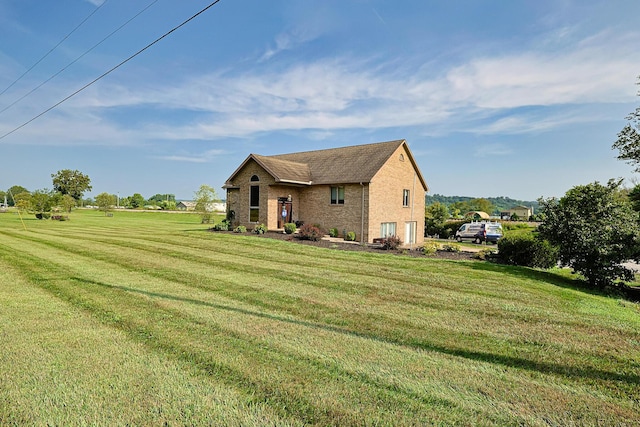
[[403, 189, 410, 207], [380, 222, 396, 237]]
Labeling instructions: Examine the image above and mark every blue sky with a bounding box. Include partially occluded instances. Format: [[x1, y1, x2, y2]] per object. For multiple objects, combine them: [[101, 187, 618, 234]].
[[0, 0, 639, 201]]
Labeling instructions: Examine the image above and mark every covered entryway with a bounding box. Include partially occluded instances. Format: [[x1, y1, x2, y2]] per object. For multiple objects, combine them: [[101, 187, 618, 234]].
[[277, 198, 292, 228]]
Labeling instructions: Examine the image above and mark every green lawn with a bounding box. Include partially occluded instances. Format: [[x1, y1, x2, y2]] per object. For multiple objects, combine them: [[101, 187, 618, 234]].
[[0, 209, 638, 426]]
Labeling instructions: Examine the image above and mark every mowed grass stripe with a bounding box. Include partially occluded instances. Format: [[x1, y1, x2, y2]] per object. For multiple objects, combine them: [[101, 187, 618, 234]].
[[0, 241, 512, 425], [5, 237, 628, 424], [3, 227, 638, 392], [1, 212, 639, 424], [0, 254, 303, 426]]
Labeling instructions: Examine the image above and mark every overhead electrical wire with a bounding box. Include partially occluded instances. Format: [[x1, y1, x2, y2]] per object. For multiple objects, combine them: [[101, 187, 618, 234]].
[[0, 0, 223, 141], [0, 0, 160, 116], [0, 0, 109, 97]]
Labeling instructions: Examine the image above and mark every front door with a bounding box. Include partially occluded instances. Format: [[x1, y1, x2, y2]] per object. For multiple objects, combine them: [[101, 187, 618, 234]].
[[277, 199, 292, 228]]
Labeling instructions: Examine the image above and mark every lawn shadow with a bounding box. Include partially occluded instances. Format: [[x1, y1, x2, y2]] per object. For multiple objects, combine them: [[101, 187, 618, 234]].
[[73, 276, 640, 389]]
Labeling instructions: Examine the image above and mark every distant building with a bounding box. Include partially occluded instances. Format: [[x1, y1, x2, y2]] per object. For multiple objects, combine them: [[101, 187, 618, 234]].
[[176, 201, 196, 211], [500, 205, 533, 220], [176, 201, 226, 212], [465, 211, 490, 220]]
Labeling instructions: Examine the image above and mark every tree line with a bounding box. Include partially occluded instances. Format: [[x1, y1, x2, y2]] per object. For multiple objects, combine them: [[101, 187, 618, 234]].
[[426, 194, 539, 216], [1, 169, 220, 218]]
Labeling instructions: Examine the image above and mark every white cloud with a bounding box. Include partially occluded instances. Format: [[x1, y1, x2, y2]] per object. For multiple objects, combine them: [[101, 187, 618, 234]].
[[155, 149, 226, 163], [2, 28, 639, 146], [474, 143, 513, 158], [260, 26, 322, 61]]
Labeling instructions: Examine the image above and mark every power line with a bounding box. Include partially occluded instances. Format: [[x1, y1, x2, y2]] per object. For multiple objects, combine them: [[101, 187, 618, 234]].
[[0, 0, 223, 141], [0, 0, 160, 116], [0, 0, 109, 97]]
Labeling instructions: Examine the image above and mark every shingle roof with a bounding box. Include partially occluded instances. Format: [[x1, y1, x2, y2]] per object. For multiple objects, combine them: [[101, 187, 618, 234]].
[[269, 140, 405, 185], [225, 139, 428, 190]]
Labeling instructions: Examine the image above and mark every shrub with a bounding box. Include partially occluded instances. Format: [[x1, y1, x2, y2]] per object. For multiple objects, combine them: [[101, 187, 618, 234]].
[[539, 180, 640, 287], [298, 224, 322, 241], [422, 242, 439, 256], [212, 219, 230, 231], [234, 225, 247, 233], [473, 248, 497, 261], [441, 243, 461, 252], [284, 223, 297, 234], [253, 223, 267, 234], [345, 231, 356, 242], [381, 235, 401, 250], [497, 233, 558, 268], [329, 227, 339, 238]]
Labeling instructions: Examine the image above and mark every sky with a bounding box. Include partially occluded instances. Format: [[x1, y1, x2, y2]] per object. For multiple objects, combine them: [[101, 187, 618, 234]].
[[0, 0, 639, 202]]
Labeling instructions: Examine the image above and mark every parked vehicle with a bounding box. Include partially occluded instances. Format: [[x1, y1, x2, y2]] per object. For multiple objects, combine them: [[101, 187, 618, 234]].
[[455, 221, 503, 244]]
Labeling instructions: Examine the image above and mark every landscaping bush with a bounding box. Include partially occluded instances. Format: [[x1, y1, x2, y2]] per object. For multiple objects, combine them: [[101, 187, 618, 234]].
[[381, 235, 402, 250], [345, 231, 356, 241], [497, 233, 558, 268], [329, 227, 339, 238], [441, 243, 461, 252], [284, 223, 297, 234], [234, 225, 247, 233], [212, 219, 231, 231], [253, 223, 267, 234], [298, 224, 322, 241], [473, 248, 497, 261], [422, 242, 439, 256]]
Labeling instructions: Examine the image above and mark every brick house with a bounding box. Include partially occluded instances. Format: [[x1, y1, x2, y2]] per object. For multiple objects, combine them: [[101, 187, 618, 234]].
[[223, 140, 428, 246]]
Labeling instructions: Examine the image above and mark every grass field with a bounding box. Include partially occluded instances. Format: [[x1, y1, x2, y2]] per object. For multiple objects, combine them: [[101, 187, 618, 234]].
[[0, 209, 638, 426]]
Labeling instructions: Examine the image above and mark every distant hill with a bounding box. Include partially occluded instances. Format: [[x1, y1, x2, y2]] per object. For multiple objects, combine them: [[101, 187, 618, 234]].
[[426, 194, 539, 214]]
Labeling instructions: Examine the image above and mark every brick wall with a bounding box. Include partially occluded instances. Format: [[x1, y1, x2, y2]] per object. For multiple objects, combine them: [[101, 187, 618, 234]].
[[368, 144, 426, 246], [296, 183, 369, 241]]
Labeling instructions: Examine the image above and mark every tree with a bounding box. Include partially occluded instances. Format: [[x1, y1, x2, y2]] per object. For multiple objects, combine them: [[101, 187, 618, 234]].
[[612, 76, 640, 171], [450, 201, 469, 218], [148, 193, 175, 204], [51, 169, 92, 201], [425, 202, 449, 236], [6, 185, 29, 206], [468, 198, 495, 215], [194, 184, 219, 223], [13, 191, 31, 211], [128, 193, 145, 209], [30, 189, 56, 216], [538, 180, 640, 287], [95, 192, 116, 215], [628, 184, 640, 212], [60, 194, 77, 213]]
